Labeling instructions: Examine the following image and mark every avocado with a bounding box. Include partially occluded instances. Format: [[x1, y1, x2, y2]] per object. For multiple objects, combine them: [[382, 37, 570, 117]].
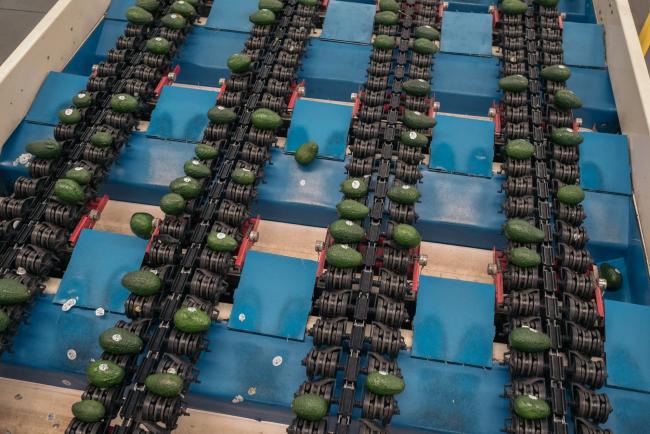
[[373, 35, 396, 50], [387, 184, 420, 205], [99, 327, 143, 355], [122, 270, 161, 296], [250, 8, 276, 25], [195, 143, 219, 160], [146, 37, 171, 55], [136, 0, 159, 12], [182, 0, 199, 6], [392, 224, 421, 248], [329, 220, 365, 243], [64, 167, 91, 185], [499, 74, 529, 93], [513, 395, 551, 420], [0, 310, 10, 332], [208, 105, 238, 124], [509, 327, 551, 352], [298, 0, 317, 5], [58, 108, 82, 125], [126, 6, 154, 25], [326, 244, 363, 268], [252, 108, 282, 130], [71, 400, 105, 423], [130, 212, 154, 239], [291, 394, 329, 422], [295, 141, 319, 165], [184, 160, 211, 179], [550, 128, 583, 147], [599, 263, 622, 290], [340, 178, 368, 198], [403, 79, 431, 97], [259, 0, 284, 12], [173, 307, 211, 333], [375, 11, 398, 25], [111, 93, 138, 114], [160, 193, 186, 216], [0, 279, 30, 305], [366, 371, 405, 396], [26, 139, 61, 160], [170, 1, 196, 18], [379, 0, 400, 12], [509, 247, 541, 268], [170, 176, 202, 199], [161, 13, 187, 30], [90, 131, 114, 148], [227, 54, 252, 74], [414, 25, 440, 41], [86, 360, 125, 389], [500, 0, 528, 14], [403, 110, 436, 129], [553, 89, 582, 110], [400, 130, 429, 148], [504, 219, 545, 244], [413, 38, 438, 55], [556, 184, 585, 205], [206, 232, 239, 252], [505, 139, 535, 160], [54, 178, 85, 204], [540, 64, 571, 82], [72, 92, 93, 108], [232, 167, 256, 185], [533, 0, 558, 7], [336, 200, 369, 220], [145, 372, 184, 397]]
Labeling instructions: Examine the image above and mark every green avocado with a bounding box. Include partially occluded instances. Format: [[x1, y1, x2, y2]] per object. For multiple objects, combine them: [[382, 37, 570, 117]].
[[54, 178, 85, 204], [26, 139, 62, 160], [387, 184, 420, 205], [326, 244, 363, 268], [550, 128, 583, 147], [130, 212, 154, 239], [0, 279, 30, 305], [184, 160, 211, 179], [72, 92, 93, 108], [400, 130, 429, 148], [206, 232, 239, 252], [500, 0, 528, 14], [540, 64, 571, 82], [86, 360, 125, 389], [232, 167, 256, 185], [375, 11, 398, 25], [160, 192, 186, 216], [170, 1, 196, 18], [208, 105, 238, 124], [556, 184, 585, 205], [403, 110, 436, 129], [250, 8, 276, 25], [413, 38, 438, 55], [291, 394, 329, 421], [227, 54, 252, 74], [195, 143, 219, 160], [599, 263, 623, 290], [169, 176, 202, 199], [295, 141, 319, 165], [173, 307, 211, 333], [554, 89, 582, 110], [340, 178, 368, 198], [161, 13, 187, 30], [90, 131, 114, 148], [509, 327, 551, 352], [252, 108, 282, 130], [329, 219, 365, 243], [392, 224, 421, 248], [505, 139, 535, 160], [373, 35, 396, 50], [414, 25, 440, 41], [499, 74, 529, 93], [513, 394, 551, 420], [135, 0, 159, 12], [110, 94, 138, 113], [99, 327, 144, 355], [336, 200, 369, 220], [365, 371, 405, 396], [126, 6, 154, 25], [509, 247, 541, 268], [58, 107, 82, 125], [122, 270, 161, 296], [378, 0, 400, 12], [504, 219, 545, 244], [145, 372, 184, 397], [259, 0, 284, 12], [146, 37, 171, 55], [71, 400, 105, 423], [64, 166, 91, 185], [403, 79, 431, 97]]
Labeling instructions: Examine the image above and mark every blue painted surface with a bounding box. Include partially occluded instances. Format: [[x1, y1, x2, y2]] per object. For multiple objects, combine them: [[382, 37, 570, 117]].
[[25, 72, 88, 126], [299, 39, 371, 102], [285, 99, 352, 161], [568, 67, 618, 133], [583, 191, 630, 260], [441, 12, 493, 57], [602, 386, 650, 433], [563, 22, 606, 68], [412, 276, 494, 367], [205, 0, 258, 32], [580, 131, 631, 195], [148, 85, 218, 142], [102, 132, 192, 204], [0, 121, 53, 191], [229, 252, 317, 340], [254, 148, 346, 227], [105, 0, 133, 20], [446, 0, 491, 13], [432, 53, 499, 116], [605, 300, 650, 393], [54, 230, 147, 314], [558, 0, 596, 23], [64, 19, 127, 76], [174, 28, 248, 87], [320, 0, 375, 44], [623, 199, 650, 306], [429, 115, 494, 177]]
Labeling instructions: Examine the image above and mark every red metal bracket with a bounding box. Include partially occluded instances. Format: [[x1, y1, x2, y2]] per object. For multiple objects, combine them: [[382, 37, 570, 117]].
[[492, 7, 500, 28], [145, 225, 161, 254], [437, 2, 445, 19], [572, 117, 580, 132], [69, 195, 109, 245], [352, 92, 363, 119], [235, 215, 261, 268], [411, 247, 422, 294], [155, 65, 181, 97], [492, 101, 502, 136], [288, 80, 305, 112], [558, 13, 564, 30], [595, 285, 605, 318], [492, 247, 505, 305], [316, 234, 332, 278], [427, 98, 438, 119], [322, 0, 329, 8]]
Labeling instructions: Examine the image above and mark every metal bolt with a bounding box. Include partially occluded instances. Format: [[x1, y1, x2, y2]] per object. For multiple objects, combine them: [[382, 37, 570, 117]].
[[487, 263, 498, 276], [248, 230, 259, 242], [167, 72, 177, 81], [419, 254, 428, 267], [433, 101, 441, 111], [443, 2, 449, 9], [218, 78, 225, 86], [315, 240, 324, 252], [488, 107, 497, 118], [575, 117, 583, 128], [598, 278, 607, 290], [350, 92, 358, 102]]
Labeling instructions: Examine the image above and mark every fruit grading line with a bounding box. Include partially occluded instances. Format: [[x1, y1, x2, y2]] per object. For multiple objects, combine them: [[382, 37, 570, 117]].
[[0, 0, 649, 433]]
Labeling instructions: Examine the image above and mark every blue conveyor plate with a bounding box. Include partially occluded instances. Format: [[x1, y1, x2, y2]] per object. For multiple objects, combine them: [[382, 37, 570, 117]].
[[568, 67, 618, 132], [580, 131, 631, 195], [25, 72, 88, 126], [205, 0, 258, 32], [320, 0, 375, 44], [441, 12, 493, 56], [64, 19, 127, 76], [563, 22, 606, 68], [0, 121, 53, 190]]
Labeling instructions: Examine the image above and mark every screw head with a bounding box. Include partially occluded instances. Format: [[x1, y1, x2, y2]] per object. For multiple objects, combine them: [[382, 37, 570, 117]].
[[487, 263, 498, 276], [315, 240, 324, 252], [419, 254, 428, 267]]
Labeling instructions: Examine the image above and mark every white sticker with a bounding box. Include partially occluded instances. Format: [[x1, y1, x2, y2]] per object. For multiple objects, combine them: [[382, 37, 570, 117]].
[[299, 179, 306, 187], [341, 244, 349, 250], [95, 307, 105, 317], [64, 108, 74, 116], [238, 313, 246, 322], [216, 232, 226, 239], [558, 65, 566, 69], [67, 349, 77, 360], [351, 180, 360, 189], [118, 95, 126, 101], [183, 176, 192, 182], [414, 111, 421, 115], [192, 160, 200, 165], [171, 13, 178, 18], [528, 394, 539, 400], [272, 356, 283, 366], [167, 367, 177, 374], [77, 92, 86, 98], [402, 185, 411, 190], [178, 0, 185, 3], [418, 79, 426, 83], [112, 334, 123, 342], [409, 131, 417, 139], [98, 363, 109, 372], [217, 106, 224, 110], [345, 220, 353, 226], [155, 37, 163, 41], [74, 166, 83, 171], [187, 307, 197, 313], [378, 370, 388, 376]]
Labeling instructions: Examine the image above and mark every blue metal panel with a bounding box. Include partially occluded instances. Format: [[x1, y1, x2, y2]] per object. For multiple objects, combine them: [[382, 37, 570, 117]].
[[229, 252, 317, 340], [583, 191, 629, 260], [300, 39, 371, 102], [254, 148, 346, 228], [602, 386, 650, 432], [53, 229, 147, 314], [25, 72, 88, 126], [320, 0, 375, 44], [441, 12, 493, 56], [205, 0, 257, 32], [432, 53, 499, 116], [580, 131, 631, 195], [605, 300, 650, 393], [563, 22, 606, 68], [106, 0, 133, 20], [0, 121, 53, 191], [174, 28, 248, 87], [624, 199, 650, 306], [558, 0, 595, 23], [568, 67, 618, 133], [64, 19, 127, 76], [147, 85, 218, 142], [412, 276, 495, 367], [446, 0, 491, 13], [102, 132, 192, 204], [429, 114, 494, 177], [285, 99, 352, 161], [394, 357, 509, 433]]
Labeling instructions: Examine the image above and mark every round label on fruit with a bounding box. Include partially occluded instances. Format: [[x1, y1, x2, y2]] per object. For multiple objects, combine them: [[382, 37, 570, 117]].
[[409, 131, 417, 139], [77, 92, 87, 98], [217, 232, 226, 239], [118, 95, 126, 101], [378, 370, 388, 376], [345, 220, 353, 226], [178, 0, 185, 3], [183, 177, 191, 182], [192, 160, 199, 165], [242, 168, 251, 172], [351, 180, 360, 189], [112, 334, 123, 342], [402, 185, 410, 190], [99, 363, 109, 372], [558, 65, 566, 69], [414, 111, 421, 115], [341, 244, 349, 250], [171, 13, 179, 18], [65, 108, 74, 115], [528, 394, 538, 400], [217, 106, 224, 110], [187, 307, 197, 313], [167, 367, 177, 374], [155, 37, 163, 41], [417, 79, 426, 83], [74, 167, 83, 171]]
